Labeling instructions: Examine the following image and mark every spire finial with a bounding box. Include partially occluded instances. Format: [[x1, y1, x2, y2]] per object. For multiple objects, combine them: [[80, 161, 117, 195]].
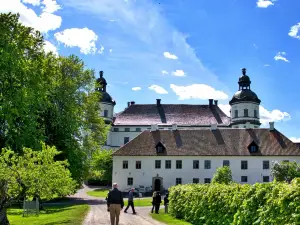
[[242, 68, 246, 76], [100, 71, 104, 78]]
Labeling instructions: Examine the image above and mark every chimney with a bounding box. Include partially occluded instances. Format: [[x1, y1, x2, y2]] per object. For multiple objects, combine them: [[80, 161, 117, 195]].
[[156, 99, 161, 106], [210, 123, 217, 131], [214, 100, 218, 106], [172, 123, 177, 131], [209, 99, 213, 107], [151, 124, 158, 131], [131, 101, 135, 105], [245, 122, 250, 129], [269, 122, 275, 131], [127, 102, 130, 107], [100, 71, 104, 78]]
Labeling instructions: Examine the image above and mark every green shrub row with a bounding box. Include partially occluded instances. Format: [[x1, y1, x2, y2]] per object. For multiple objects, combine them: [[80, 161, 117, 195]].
[[169, 179, 300, 225]]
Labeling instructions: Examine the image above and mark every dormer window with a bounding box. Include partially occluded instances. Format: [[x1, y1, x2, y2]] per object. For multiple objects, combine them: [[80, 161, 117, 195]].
[[248, 141, 259, 153], [155, 142, 165, 153]]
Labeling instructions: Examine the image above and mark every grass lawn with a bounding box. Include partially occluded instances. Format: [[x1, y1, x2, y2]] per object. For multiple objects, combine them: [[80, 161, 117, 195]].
[[86, 189, 110, 198], [150, 209, 192, 225], [8, 204, 89, 225], [124, 198, 153, 207]]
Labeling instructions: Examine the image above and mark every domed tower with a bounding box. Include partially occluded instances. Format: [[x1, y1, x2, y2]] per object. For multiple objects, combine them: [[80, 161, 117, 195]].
[[229, 68, 261, 128], [96, 71, 116, 124]]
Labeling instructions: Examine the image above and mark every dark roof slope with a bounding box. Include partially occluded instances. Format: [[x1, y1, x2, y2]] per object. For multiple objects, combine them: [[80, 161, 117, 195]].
[[113, 104, 230, 126], [113, 128, 300, 156]]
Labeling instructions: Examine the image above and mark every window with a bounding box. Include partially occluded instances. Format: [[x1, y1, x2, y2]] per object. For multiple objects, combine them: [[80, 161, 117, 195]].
[[241, 161, 248, 170], [124, 137, 130, 144], [155, 160, 161, 169], [263, 161, 270, 170], [223, 160, 230, 167], [193, 160, 199, 169], [176, 160, 182, 169], [244, 109, 248, 117], [136, 161, 141, 169], [250, 145, 257, 153], [241, 176, 248, 183], [204, 160, 211, 169], [204, 178, 211, 183], [123, 160, 128, 169], [193, 178, 199, 184], [127, 177, 133, 186], [283, 160, 289, 163], [234, 110, 238, 118], [176, 178, 182, 185], [113, 128, 119, 132], [125, 128, 130, 132], [104, 110, 108, 117], [165, 160, 171, 169], [254, 110, 257, 118], [157, 146, 163, 153], [263, 176, 270, 182], [136, 128, 141, 132]]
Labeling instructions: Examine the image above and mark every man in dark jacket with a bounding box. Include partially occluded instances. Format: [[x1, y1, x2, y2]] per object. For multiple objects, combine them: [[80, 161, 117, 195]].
[[107, 183, 124, 225], [155, 191, 162, 214], [164, 193, 169, 213], [124, 188, 136, 214]]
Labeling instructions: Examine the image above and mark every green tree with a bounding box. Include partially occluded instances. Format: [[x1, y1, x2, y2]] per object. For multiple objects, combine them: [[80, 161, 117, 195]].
[[0, 143, 76, 225], [271, 161, 300, 183], [89, 149, 113, 184], [0, 13, 108, 185], [212, 166, 233, 184]]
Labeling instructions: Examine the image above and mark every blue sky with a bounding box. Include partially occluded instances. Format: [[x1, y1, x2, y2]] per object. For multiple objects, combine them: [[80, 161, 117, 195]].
[[1, 0, 300, 141]]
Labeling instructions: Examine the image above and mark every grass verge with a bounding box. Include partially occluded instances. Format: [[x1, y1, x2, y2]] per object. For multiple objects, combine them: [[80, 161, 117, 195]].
[[124, 198, 153, 207], [8, 204, 89, 225], [86, 189, 110, 198], [150, 209, 192, 225]]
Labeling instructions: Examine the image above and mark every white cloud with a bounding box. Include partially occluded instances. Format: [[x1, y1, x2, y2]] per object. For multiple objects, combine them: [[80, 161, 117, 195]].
[[170, 84, 228, 100], [22, 0, 41, 5], [54, 28, 98, 54], [109, 49, 113, 53], [256, 0, 274, 8], [274, 52, 289, 63], [163, 52, 178, 60], [44, 40, 58, 56], [132, 87, 142, 91], [0, 0, 62, 33], [98, 45, 105, 54], [264, 64, 270, 67], [172, 70, 185, 77], [161, 70, 168, 75], [148, 85, 168, 94], [219, 104, 291, 126], [290, 137, 300, 143], [41, 0, 61, 13], [289, 23, 300, 39]]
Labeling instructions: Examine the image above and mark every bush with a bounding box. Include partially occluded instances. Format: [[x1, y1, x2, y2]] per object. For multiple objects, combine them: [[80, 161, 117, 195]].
[[168, 181, 300, 225], [212, 166, 233, 184]]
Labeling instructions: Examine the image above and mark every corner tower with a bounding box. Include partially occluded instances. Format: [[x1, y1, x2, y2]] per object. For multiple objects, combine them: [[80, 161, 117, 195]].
[[96, 71, 116, 124], [229, 68, 261, 128]]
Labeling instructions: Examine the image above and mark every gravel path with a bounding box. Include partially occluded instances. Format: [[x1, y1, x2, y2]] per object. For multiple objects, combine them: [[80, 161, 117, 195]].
[[71, 185, 165, 225]]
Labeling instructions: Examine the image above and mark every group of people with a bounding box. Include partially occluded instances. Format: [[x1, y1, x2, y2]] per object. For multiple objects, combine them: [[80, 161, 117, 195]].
[[106, 183, 169, 225]]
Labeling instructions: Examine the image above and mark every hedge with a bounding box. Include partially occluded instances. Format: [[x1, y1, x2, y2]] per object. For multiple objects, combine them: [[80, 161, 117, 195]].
[[169, 179, 300, 225]]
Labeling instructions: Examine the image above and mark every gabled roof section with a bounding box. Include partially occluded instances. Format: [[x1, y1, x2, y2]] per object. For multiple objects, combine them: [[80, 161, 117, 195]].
[[113, 129, 300, 156], [113, 104, 230, 126]]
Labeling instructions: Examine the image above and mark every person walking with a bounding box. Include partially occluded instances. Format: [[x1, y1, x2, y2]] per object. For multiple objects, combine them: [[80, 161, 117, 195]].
[[124, 188, 136, 214], [155, 191, 162, 214], [107, 183, 124, 225], [151, 191, 157, 213], [164, 193, 169, 213]]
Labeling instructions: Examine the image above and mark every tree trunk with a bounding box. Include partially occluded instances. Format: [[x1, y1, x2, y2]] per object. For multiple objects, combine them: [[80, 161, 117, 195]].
[[0, 208, 10, 225]]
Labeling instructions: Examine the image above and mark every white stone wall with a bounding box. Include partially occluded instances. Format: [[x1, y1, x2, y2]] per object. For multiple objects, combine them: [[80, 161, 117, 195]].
[[231, 102, 260, 128], [112, 155, 300, 191], [100, 102, 114, 122]]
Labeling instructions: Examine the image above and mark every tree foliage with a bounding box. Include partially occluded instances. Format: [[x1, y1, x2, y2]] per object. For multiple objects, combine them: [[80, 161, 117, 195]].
[[89, 149, 113, 183], [0, 143, 76, 224], [212, 166, 233, 184], [169, 181, 300, 225], [271, 161, 300, 183], [0, 13, 108, 185]]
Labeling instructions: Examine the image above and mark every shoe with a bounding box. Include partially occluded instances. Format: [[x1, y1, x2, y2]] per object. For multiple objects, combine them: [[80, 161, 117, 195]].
[[124, 211, 127, 213], [133, 212, 136, 214]]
